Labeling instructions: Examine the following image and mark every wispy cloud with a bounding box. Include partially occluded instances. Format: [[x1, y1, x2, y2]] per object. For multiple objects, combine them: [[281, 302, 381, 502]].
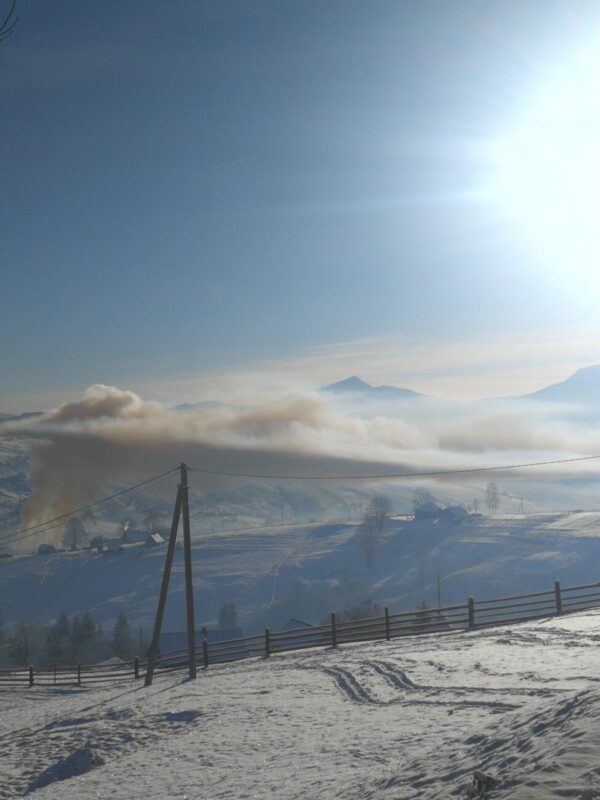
[[2, 327, 599, 414], [131, 326, 600, 406]]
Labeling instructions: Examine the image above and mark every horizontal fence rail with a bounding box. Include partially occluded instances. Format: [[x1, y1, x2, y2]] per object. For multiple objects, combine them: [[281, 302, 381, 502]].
[[3, 578, 600, 688]]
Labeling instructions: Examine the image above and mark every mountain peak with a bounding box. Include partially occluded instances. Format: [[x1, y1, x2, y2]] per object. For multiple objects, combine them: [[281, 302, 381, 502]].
[[323, 376, 371, 393], [321, 376, 425, 400]]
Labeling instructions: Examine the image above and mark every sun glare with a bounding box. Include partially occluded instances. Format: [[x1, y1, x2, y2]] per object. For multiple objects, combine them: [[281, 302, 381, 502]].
[[492, 47, 600, 283]]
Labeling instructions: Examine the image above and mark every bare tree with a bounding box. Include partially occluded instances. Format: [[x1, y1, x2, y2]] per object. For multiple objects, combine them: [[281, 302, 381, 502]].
[[8, 620, 43, 666], [0, 1, 17, 44], [354, 496, 392, 567], [355, 515, 379, 568], [366, 495, 392, 534], [412, 487, 434, 511], [485, 482, 499, 514]]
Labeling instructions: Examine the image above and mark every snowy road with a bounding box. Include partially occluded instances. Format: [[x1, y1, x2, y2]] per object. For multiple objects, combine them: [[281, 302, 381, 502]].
[[4, 609, 600, 798]]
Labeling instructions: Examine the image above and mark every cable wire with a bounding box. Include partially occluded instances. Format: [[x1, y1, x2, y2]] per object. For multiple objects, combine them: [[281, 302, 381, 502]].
[[5, 454, 600, 547], [188, 454, 600, 481]]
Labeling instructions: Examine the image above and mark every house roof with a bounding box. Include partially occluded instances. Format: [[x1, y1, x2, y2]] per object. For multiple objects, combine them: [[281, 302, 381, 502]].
[[415, 501, 442, 514], [444, 505, 468, 517]]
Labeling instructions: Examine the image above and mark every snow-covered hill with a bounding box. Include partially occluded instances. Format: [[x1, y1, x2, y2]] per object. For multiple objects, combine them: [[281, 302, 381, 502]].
[[5, 511, 600, 635], [3, 608, 600, 798]]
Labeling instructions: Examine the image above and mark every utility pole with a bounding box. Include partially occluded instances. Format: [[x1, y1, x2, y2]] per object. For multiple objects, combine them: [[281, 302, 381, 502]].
[[144, 463, 197, 686], [180, 462, 197, 679]]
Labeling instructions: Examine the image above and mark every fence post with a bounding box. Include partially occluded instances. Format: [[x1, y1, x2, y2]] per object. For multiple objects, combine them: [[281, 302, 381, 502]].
[[554, 580, 562, 615], [203, 637, 209, 669], [28, 666, 34, 687], [384, 606, 390, 641], [331, 612, 337, 647], [77, 663, 81, 687], [265, 627, 271, 657], [468, 596, 475, 630], [134, 657, 139, 680]]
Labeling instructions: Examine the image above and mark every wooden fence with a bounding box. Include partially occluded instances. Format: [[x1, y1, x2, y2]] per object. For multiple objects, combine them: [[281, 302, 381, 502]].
[[2, 578, 600, 688]]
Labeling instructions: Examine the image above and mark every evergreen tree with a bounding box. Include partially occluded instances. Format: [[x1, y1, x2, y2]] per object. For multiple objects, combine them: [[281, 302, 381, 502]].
[[217, 602, 238, 629], [45, 611, 70, 666], [77, 612, 111, 664], [8, 620, 42, 666], [70, 614, 82, 661], [80, 612, 96, 644], [112, 612, 133, 660]]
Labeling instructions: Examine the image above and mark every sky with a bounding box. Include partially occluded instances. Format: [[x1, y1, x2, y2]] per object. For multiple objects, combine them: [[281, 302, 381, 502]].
[[2, 0, 600, 412]]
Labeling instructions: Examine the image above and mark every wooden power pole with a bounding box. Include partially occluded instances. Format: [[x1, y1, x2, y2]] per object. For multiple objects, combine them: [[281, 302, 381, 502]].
[[180, 462, 197, 679], [144, 462, 197, 686]]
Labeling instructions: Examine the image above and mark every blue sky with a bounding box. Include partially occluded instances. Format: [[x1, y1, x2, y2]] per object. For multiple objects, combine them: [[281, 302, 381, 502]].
[[2, 1, 600, 411]]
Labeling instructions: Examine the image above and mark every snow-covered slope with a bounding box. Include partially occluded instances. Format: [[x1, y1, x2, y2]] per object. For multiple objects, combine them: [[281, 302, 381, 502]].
[[3, 609, 600, 798], [5, 512, 600, 635]]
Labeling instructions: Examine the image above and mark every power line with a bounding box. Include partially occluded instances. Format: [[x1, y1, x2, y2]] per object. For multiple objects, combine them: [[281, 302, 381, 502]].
[[188, 454, 600, 481], [4, 453, 600, 548], [1, 467, 180, 546]]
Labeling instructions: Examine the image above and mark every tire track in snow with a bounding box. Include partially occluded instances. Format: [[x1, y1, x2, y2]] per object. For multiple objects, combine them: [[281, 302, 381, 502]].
[[323, 661, 522, 711], [323, 667, 378, 704], [367, 660, 418, 691]]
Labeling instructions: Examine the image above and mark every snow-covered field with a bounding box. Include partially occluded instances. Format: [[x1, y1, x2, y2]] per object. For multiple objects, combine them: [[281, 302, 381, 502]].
[[4, 609, 600, 798], [5, 511, 600, 634]]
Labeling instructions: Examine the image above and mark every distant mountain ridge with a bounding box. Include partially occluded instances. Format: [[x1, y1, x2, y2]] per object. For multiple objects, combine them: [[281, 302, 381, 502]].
[[522, 364, 600, 405], [322, 366, 600, 407], [8, 367, 595, 424], [321, 376, 425, 400]]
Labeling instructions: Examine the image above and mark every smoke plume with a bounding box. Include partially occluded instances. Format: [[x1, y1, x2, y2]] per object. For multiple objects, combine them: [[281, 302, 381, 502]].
[[13, 383, 600, 548]]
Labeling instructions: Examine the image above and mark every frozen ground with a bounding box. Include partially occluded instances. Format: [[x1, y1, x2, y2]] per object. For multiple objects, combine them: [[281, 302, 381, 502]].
[[3, 609, 600, 798]]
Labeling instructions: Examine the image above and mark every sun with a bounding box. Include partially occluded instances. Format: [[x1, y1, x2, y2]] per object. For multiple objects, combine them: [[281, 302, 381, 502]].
[[491, 46, 600, 282]]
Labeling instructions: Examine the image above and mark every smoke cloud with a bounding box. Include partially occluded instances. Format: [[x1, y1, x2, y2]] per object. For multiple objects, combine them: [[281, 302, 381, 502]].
[[13, 383, 600, 549]]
